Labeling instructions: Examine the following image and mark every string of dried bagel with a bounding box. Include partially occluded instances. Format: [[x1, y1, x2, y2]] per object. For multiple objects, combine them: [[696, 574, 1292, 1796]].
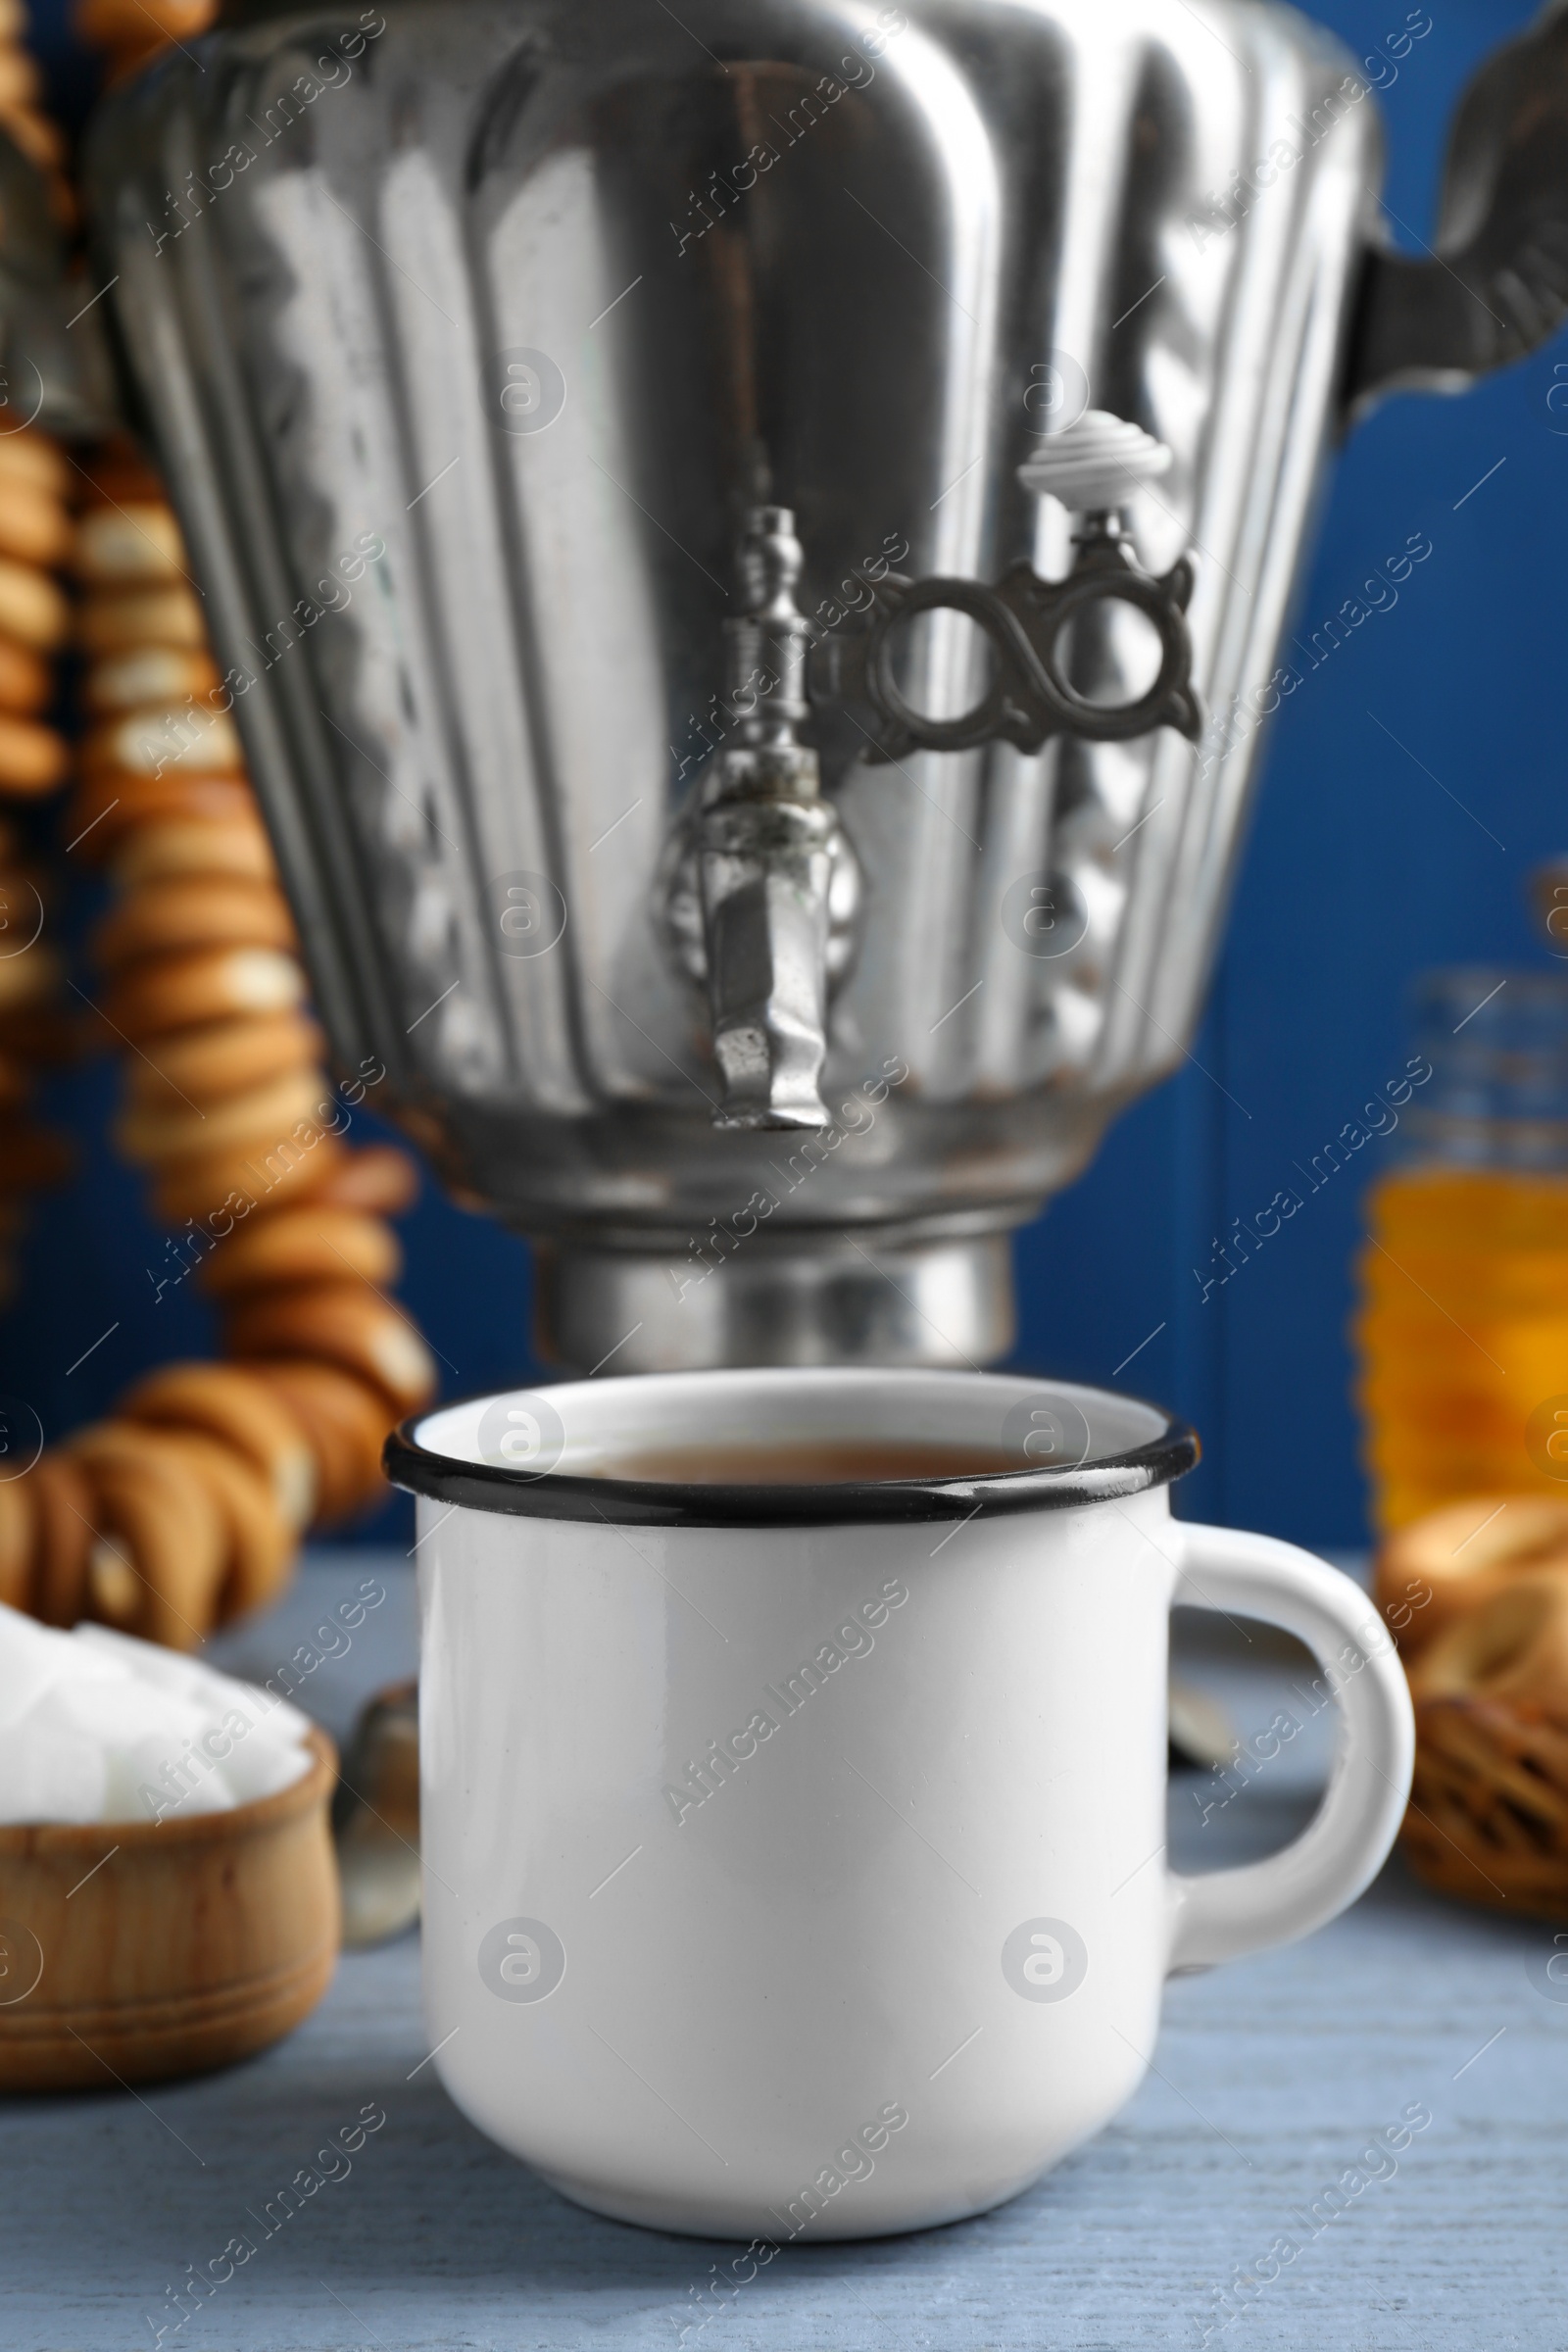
[[0, 0, 437, 1649], [0, 353, 75, 1306]]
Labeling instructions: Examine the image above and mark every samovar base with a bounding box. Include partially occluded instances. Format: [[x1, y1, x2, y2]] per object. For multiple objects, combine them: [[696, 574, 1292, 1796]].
[[534, 1218, 1017, 1375]]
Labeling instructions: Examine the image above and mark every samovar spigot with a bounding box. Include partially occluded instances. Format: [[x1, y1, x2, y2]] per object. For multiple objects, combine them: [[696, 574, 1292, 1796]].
[[667, 506, 860, 1133]]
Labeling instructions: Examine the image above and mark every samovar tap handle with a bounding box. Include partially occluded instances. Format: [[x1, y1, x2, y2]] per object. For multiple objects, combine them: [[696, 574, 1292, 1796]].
[[673, 507, 862, 1133]]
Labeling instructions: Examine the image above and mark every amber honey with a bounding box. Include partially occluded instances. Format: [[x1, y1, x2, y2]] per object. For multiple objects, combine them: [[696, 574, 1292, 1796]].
[[1357, 1164, 1568, 1532]]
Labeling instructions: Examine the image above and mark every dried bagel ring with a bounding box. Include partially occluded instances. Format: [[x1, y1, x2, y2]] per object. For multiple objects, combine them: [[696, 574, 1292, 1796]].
[[74, 502, 187, 586], [71, 1426, 227, 1649], [0, 634, 51, 716], [100, 944, 307, 1038], [0, 1468, 34, 1609], [117, 1361, 318, 1536], [66, 773, 257, 859], [83, 704, 244, 781], [93, 874, 296, 969], [111, 814, 275, 888], [0, 710, 68, 795], [137, 1426, 294, 1623], [1, 105, 65, 174], [0, 50, 50, 107], [225, 1283, 437, 1413], [0, 558, 69, 653], [86, 646, 220, 713], [0, 945, 63, 1014], [0, 480, 70, 570], [0, 426, 70, 499], [250, 1358, 396, 1524], [0, 45, 37, 108], [115, 1063, 328, 1166], [149, 1127, 346, 1227], [124, 1010, 324, 1108], [28, 1450, 94, 1627], [313, 1145, 420, 1216], [1376, 1496, 1568, 1654], [200, 1205, 402, 1299], [77, 584, 206, 655], [0, 954, 63, 1030], [74, 0, 216, 52]]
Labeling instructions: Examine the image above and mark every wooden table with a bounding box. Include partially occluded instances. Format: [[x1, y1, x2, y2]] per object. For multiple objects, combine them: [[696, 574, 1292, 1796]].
[[2, 1552, 1560, 2351]]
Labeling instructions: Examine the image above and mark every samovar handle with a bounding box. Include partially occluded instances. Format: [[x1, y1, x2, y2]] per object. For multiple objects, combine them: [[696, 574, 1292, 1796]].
[[1345, 1, 1568, 414]]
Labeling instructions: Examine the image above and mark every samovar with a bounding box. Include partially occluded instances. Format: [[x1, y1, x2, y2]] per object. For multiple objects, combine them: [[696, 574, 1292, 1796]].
[[11, 0, 1566, 1371]]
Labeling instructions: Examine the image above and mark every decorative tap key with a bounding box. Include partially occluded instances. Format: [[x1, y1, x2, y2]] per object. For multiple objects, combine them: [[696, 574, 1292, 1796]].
[[810, 413, 1201, 761]]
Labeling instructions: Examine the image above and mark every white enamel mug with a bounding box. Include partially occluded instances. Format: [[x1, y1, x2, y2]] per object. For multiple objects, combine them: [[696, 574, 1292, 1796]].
[[388, 1369, 1414, 2242]]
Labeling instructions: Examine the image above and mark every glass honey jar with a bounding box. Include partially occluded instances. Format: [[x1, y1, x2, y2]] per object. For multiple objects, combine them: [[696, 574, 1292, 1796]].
[[1356, 964, 1568, 1535]]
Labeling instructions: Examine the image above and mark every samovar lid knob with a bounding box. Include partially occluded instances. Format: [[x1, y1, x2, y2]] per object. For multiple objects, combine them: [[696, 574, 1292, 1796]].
[[1016, 411, 1172, 514]]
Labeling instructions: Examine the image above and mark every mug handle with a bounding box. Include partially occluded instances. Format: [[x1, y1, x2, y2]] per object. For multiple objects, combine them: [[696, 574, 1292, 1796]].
[[1165, 1522, 1415, 1974]]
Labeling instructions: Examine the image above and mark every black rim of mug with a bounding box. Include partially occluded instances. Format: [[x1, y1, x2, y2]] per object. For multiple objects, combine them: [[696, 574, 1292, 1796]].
[[383, 1386, 1200, 1530]]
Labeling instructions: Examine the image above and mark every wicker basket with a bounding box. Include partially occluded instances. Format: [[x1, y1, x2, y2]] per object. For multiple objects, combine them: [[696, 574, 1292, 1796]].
[[1374, 1511, 1568, 1919], [1403, 1691, 1568, 1920]]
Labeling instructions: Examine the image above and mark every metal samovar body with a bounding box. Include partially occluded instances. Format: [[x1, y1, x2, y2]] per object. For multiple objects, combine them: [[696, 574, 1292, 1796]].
[[55, 0, 1568, 1370]]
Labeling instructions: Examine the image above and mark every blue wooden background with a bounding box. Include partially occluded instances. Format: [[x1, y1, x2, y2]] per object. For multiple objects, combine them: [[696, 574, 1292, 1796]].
[[8, 0, 1564, 1549]]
